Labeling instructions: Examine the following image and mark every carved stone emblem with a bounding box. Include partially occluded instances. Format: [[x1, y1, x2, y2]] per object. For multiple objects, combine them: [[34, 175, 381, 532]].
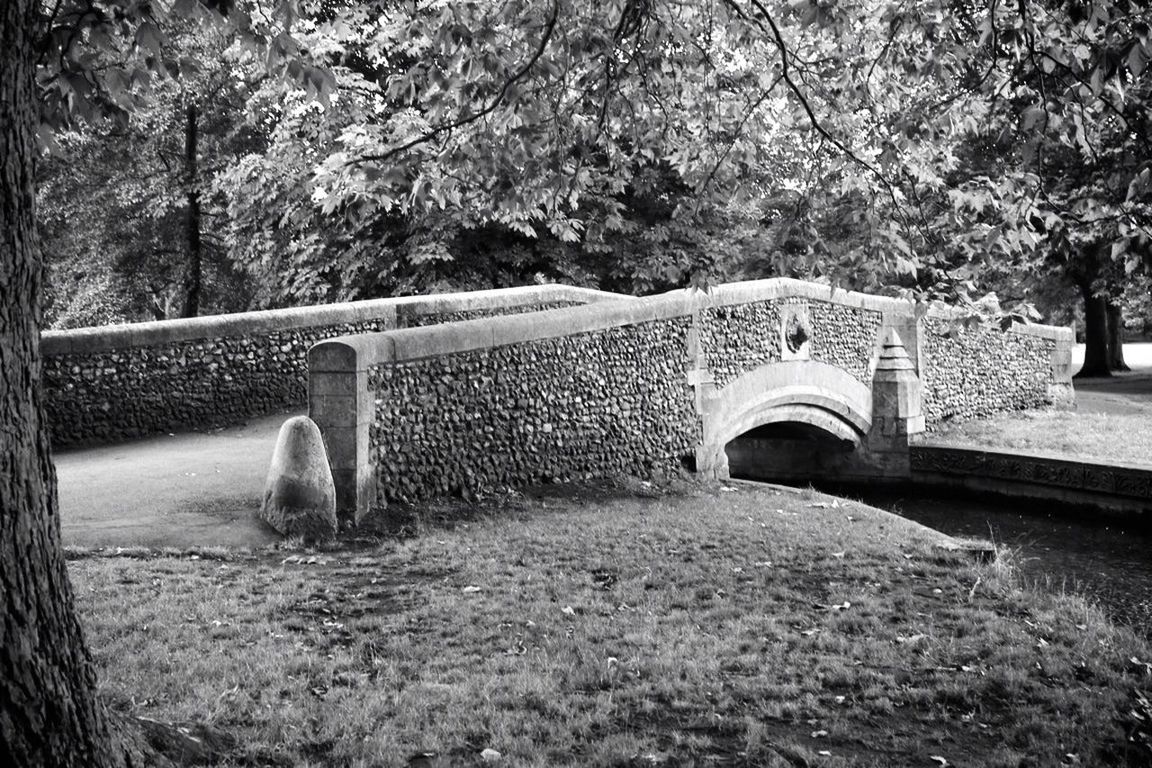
[[785, 313, 809, 353], [780, 305, 811, 360]]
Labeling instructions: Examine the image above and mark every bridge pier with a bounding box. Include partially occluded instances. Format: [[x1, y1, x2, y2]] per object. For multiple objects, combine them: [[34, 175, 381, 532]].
[[861, 328, 924, 478], [709, 328, 926, 484]]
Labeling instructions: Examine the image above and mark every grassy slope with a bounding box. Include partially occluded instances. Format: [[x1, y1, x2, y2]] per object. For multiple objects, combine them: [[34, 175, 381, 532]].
[[921, 410, 1152, 468], [70, 483, 1152, 767]]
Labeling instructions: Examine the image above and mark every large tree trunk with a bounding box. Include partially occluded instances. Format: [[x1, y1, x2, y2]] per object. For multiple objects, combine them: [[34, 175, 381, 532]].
[[1106, 301, 1130, 372], [182, 101, 202, 318], [0, 2, 121, 763], [1076, 282, 1112, 378]]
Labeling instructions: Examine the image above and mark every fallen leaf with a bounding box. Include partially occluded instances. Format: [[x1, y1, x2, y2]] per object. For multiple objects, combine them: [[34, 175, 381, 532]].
[[562, 605, 576, 616], [929, 757, 949, 767], [462, 586, 482, 594], [811, 729, 828, 738]]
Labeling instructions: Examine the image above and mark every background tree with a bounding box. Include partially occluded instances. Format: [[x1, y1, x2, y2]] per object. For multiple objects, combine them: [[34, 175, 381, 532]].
[[37, 10, 267, 327]]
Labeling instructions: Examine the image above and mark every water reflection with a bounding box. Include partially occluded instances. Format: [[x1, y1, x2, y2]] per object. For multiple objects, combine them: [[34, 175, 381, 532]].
[[819, 485, 1152, 636]]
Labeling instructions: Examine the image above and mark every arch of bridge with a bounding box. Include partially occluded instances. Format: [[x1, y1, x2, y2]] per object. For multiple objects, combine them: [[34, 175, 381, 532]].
[[699, 360, 874, 471]]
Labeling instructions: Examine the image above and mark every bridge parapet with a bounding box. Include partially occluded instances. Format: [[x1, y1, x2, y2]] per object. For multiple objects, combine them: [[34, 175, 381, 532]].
[[42, 284, 620, 448], [309, 279, 1074, 522]]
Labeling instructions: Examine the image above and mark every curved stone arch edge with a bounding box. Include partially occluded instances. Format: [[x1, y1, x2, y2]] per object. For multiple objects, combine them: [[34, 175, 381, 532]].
[[695, 360, 874, 478]]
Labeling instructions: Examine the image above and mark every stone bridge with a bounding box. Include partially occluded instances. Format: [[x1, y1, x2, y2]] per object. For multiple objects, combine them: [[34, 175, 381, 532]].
[[309, 279, 1073, 523]]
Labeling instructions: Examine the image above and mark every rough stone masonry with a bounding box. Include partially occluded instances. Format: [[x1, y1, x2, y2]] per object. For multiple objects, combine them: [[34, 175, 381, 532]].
[[41, 285, 621, 448], [309, 278, 1074, 523]]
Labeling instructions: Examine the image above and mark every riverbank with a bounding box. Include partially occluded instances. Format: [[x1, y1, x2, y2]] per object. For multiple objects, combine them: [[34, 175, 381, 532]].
[[820, 481, 1152, 635], [70, 480, 1152, 767]]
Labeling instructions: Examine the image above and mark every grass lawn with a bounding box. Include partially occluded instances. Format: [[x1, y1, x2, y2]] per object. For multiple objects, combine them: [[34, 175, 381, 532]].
[[70, 481, 1152, 767], [920, 409, 1152, 468]]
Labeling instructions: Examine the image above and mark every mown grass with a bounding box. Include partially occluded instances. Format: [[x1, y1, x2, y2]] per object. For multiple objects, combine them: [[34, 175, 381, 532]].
[[69, 481, 1152, 767], [921, 409, 1152, 467]]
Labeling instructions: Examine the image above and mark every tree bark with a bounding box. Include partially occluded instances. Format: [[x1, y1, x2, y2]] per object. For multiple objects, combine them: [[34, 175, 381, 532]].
[[182, 101, 201, 318], [1106, 301, 1130, 372], [1076, 282, 1112, 378], [0, 2, 122, 764]]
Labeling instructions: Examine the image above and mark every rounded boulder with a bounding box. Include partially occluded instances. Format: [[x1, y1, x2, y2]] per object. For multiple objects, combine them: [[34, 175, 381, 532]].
[[260, 416, 337, 540]]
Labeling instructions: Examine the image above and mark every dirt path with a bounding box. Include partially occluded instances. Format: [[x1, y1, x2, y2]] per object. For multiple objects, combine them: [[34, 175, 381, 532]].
[[55, 410, 299, 549]]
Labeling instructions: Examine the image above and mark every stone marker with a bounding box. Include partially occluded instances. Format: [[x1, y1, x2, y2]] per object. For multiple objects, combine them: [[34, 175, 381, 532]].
[[261, 416, 337, 540]]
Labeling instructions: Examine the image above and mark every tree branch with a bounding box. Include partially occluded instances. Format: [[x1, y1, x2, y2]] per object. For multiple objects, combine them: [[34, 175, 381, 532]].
[[722, 0, 886, 182], [352, 0, 560, 167]]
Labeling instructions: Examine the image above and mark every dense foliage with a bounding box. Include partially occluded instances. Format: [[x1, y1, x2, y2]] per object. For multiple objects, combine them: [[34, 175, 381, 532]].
[[33, 0, 1152, 339]]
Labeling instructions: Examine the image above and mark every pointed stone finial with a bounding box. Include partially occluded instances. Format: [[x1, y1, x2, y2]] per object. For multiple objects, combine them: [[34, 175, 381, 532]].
[[876, 328, 915, 372]]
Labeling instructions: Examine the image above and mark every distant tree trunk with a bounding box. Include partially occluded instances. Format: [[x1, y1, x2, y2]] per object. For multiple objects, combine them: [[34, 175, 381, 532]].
[[183, 101, 202, 318], [1077, 281, 1112, 378], [0, 1, 121, 763], [1106, 301, 1130, 372]]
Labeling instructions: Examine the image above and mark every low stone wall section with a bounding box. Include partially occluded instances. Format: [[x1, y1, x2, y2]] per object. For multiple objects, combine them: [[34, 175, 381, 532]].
[[695, 283, 904, 389], [911, 444, 1152, 512], [43, 284, 623, 448], [370, 319, 699, 504], [920, 311, 1074, 427]]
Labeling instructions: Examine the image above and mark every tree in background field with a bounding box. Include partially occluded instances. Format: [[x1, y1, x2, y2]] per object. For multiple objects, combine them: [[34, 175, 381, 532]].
[[734, 0, 1152, 373]]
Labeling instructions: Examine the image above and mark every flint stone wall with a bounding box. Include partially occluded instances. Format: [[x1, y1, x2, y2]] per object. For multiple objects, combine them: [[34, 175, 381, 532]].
[[921, 314, 1072, 427], [43, 285, 620, 448], [370, 319, 698, 505], [698, 298, 882, 388]]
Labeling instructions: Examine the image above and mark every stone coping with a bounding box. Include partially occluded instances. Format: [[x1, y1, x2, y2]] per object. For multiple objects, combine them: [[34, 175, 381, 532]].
[[922, 304, 1074, 341], [42, 284, 625, 355], [311, 278, 1072, 370], [911, 443, 1152, 499], [310, 291, 688, 371], [705, 278, 913, 314]]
